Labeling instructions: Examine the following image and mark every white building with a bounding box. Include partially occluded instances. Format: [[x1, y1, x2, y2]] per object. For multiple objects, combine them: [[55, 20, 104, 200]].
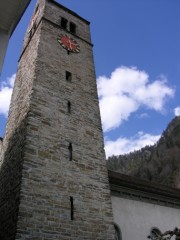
[[109, 171, 180, 240]]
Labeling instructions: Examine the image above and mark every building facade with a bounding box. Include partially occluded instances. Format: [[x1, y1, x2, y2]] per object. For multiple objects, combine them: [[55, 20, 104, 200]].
[[109, 171, 180, 240], [0, 1, 180, 240]]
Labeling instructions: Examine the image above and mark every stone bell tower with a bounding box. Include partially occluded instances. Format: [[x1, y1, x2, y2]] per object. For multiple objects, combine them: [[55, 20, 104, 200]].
[[0, 0, 115, 239]]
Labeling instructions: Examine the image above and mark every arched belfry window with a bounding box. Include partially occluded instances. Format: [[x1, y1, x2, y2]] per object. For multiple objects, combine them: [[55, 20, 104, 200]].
[[61, 17, 68, 29], [114, 223, 122, 240], [70, 22, 76, 34]]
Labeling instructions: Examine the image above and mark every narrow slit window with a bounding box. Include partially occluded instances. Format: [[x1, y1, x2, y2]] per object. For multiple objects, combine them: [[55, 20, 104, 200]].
[[68, 143, 73, 161], [61, 17, 68, 29], [67, 101, 71, 113], [70, 196, 74, 220], [66, 71, 72, 82], [70, 22, 76, 34]]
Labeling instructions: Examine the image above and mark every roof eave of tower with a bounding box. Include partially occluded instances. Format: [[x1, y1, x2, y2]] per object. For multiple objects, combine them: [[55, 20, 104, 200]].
[[0, 0, 31, 36]]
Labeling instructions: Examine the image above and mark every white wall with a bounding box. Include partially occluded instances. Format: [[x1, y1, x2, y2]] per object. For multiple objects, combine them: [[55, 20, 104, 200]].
[[112, 196, 180, 240]]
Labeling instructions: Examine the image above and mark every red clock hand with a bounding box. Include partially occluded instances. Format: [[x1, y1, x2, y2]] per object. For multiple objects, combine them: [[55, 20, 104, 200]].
[[68, 39, 72, 49]]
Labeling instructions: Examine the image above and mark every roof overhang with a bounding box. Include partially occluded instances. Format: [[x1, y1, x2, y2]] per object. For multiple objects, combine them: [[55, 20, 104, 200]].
[[108, 170, 180, 208], [0, 0, 31, 73]]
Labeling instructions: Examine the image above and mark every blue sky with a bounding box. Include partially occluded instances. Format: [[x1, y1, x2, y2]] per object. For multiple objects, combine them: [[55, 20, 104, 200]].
[[0, 0, 180, 157]]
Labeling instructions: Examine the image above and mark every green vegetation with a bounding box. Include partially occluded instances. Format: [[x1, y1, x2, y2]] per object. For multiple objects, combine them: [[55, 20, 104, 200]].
[[107, 116, 180, 188]]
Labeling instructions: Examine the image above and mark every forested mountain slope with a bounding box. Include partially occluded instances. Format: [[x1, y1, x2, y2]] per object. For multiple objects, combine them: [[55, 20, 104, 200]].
[[107, 116, 180, 188]]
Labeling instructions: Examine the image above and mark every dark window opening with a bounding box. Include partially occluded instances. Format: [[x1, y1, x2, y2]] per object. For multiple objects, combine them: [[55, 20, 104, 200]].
[[61, 17, 68, 29], [114, 223, 122, 240], [67, 101, 71, 113], [66, 71, 72, 82], [70, 196, 74, 220], [148, 227, 162, 240], [68, 143, 73, 161], [70, 22, 76, 34]]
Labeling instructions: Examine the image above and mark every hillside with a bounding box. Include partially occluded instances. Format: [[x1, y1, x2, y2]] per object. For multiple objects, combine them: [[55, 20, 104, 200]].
[[107, 145, 154, 175], [107, 116, 180, 188]]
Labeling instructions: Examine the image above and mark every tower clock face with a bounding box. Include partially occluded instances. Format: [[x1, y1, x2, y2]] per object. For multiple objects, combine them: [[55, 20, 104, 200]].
[[58, 35, 80, 53]]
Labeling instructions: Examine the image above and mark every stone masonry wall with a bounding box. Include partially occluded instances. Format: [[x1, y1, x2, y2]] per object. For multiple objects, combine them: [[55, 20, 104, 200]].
[[0, 12, 41, 239], [0, 119, 27, 240]]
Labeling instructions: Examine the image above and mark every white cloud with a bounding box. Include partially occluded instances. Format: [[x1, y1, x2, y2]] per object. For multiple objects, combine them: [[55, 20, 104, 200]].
[[97, 66, 174, 132], [105, 132, 160, 158], [174, 107, 180, 116], [0, 74, 16, 117], [99, 95, 139, 133]]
